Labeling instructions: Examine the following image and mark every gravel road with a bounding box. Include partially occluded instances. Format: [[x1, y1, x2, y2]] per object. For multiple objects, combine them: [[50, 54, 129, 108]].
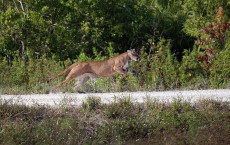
[[1, 89, 230, 107]]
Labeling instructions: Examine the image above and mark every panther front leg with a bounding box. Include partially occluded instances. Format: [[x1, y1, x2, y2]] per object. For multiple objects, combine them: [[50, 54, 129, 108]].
[[113, 65, 128, 77], [127, 67, 138, 77]]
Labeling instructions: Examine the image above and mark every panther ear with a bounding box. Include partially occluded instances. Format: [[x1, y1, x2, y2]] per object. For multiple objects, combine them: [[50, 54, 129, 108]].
[[127, 49, 136, 53]]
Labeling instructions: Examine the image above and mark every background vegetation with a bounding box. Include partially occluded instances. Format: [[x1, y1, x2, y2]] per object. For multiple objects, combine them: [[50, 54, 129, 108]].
[[0, 0, 230, 94], [0, 97, 230, 145]]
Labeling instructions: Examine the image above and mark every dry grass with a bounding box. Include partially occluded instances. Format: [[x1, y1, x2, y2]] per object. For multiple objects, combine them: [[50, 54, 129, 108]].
[[0, 97, 230, 145]]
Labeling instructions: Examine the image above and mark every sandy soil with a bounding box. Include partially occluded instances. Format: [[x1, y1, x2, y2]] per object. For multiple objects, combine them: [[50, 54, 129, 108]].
[[1, 89, 230, 107]]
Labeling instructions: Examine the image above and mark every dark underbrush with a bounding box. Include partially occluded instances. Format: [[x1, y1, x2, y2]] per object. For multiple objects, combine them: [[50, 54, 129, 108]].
[[0, 97, 230, 145]]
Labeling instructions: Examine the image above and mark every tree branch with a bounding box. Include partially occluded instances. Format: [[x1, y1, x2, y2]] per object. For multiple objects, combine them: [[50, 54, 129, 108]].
[[18, 0, 24, 12]]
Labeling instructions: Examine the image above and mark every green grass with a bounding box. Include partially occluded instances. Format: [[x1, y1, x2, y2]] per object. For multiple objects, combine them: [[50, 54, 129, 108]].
[[0, 96, 230, 145]]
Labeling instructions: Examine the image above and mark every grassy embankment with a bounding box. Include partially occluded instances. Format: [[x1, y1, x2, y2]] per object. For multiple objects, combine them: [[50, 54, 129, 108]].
[[0, 96, 230, 145]]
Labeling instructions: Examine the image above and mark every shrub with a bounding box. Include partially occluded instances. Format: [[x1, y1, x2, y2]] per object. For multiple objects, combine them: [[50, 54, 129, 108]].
[[209, 48, 230, 88], [179, 47, 207, 89], [138, 38, 179, 90]]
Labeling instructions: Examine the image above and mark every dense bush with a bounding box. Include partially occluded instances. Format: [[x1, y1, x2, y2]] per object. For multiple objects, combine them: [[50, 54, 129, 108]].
[[0, 38, 229, 94], [0, 0, 229, 94]]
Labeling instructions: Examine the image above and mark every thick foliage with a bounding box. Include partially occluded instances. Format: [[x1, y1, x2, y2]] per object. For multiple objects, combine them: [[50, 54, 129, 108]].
[[0, 0, 229, 93]]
